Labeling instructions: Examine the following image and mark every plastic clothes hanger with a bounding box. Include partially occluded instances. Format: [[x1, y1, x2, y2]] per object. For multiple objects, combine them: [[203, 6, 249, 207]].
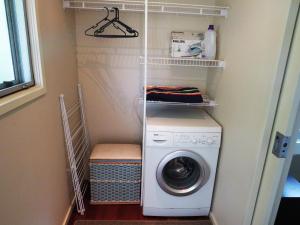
[[85, 7, 139, 38], [85, 7, 110, 36]]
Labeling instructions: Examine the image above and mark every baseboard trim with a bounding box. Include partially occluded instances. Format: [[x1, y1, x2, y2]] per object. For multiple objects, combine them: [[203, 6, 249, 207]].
[[210, 212, 219, 225], [62, 197, 75, 225]]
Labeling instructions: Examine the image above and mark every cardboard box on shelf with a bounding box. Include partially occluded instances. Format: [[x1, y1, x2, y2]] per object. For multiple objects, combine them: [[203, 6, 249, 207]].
[[170, 31, 205, 58]]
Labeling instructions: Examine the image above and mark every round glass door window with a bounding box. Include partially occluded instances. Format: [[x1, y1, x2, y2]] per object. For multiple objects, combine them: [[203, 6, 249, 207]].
[[156, 151, 210, 196]]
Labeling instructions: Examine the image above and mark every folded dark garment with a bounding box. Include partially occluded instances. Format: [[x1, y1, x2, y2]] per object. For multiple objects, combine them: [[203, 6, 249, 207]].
[[146, 86, 203, 103]]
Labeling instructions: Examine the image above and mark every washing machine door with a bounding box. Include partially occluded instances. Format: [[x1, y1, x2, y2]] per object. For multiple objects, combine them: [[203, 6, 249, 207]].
[[156, 150, 210, 196]]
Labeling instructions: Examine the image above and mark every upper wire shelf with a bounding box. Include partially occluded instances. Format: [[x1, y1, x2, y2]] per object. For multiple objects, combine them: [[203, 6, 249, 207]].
[[63, 0, 229, 17], [140, 56, 225, 68]]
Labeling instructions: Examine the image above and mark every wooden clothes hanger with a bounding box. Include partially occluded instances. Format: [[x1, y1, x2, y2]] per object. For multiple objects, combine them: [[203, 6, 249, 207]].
[[85, 7, 139, 38]]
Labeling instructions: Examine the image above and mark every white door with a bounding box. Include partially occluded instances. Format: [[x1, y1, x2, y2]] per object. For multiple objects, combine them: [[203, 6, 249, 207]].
[[251, 3, 300, 225]]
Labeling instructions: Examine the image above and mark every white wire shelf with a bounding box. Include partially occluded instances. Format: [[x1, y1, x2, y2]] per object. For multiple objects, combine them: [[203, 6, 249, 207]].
[[146, 100, 217, 107], [139, 95, 217, 107], [140, 56, 225, 68], [63, 0, 229, 17]]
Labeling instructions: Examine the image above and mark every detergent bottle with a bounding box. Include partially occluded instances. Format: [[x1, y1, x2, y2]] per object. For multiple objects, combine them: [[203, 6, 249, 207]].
[[204, 25, 216, 59]]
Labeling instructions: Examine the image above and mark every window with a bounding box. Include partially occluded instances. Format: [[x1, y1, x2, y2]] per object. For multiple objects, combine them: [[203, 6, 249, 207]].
[[0, 0, 34, 97]]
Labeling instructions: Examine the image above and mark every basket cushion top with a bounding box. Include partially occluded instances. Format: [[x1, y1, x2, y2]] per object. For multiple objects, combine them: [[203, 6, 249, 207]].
[[90, 144, 141, 160]]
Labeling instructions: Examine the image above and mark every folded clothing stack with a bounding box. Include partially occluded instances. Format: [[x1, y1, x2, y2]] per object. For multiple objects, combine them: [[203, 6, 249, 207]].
[[146, 86, 203, 103]]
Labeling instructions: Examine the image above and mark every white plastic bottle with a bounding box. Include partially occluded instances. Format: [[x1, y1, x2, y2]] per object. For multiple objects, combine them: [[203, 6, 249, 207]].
[[204, 25, 217, 59]]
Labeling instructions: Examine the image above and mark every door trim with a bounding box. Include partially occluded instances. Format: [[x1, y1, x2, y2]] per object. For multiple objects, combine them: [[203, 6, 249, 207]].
[[244, 1, 300, 225], [268, 96, 300, 224]]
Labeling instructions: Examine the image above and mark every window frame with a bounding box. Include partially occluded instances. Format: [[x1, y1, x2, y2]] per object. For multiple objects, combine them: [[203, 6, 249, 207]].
[[0, 0, 47, 116], [0, 0, 35, 97]]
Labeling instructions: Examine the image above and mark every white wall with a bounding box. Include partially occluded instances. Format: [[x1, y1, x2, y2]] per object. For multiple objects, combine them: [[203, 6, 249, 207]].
[[75, 0, 216, 146], [0, 1, 78, 224], [75, 10, 144, 146], [209, 1, 292, 225]]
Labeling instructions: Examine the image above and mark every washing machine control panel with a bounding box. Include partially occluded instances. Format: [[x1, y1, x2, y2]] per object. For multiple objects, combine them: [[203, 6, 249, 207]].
[[173, 133, 221, 148], [146, 132, 221, 148]]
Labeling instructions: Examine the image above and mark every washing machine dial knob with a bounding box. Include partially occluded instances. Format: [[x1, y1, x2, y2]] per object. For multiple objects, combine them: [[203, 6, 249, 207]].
[[207, 137, 214, 145], [192, 139, 197, 144]]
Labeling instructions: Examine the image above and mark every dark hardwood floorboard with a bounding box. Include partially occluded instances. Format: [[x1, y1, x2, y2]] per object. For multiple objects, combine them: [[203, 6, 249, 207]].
[[68, 188, 210, 225], [68, 204, 210, 225], [68, 201, 209, 225]]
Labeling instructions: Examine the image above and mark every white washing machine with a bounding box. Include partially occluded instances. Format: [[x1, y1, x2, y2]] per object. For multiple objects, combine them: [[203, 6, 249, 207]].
[[143, 107, 222, 217]]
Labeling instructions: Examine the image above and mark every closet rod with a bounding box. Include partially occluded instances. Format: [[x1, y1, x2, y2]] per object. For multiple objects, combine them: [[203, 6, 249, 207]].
[[66, 0, 228, 9], [63, 0, 229, 17]]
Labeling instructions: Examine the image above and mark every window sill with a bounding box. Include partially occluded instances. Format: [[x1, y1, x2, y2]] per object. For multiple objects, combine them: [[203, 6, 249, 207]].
[[0, 85, 46, 117]]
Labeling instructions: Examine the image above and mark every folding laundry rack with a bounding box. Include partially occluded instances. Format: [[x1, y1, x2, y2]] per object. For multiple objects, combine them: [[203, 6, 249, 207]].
[[60, 84, 90, 215]]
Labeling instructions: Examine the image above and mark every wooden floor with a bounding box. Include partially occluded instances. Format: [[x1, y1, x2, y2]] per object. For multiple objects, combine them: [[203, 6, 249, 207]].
[[68, 202, 210, 225]]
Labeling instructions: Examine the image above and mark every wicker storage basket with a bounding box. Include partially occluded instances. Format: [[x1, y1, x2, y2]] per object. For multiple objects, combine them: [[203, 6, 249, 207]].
[[89, 144, 141, 204]]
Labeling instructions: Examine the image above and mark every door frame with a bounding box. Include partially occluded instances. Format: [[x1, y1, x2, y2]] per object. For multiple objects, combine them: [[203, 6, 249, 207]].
[[246, 1, 300, 225], [265, 94, 300, 224]]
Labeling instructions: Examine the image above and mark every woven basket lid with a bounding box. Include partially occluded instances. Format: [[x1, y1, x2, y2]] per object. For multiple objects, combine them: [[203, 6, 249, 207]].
[[90, 144, 141, 160]]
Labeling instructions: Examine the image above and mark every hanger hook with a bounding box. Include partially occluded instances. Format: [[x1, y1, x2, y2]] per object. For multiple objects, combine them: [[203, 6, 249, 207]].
[[112, 7, 119, 20], [103, 7, 109, 19]]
